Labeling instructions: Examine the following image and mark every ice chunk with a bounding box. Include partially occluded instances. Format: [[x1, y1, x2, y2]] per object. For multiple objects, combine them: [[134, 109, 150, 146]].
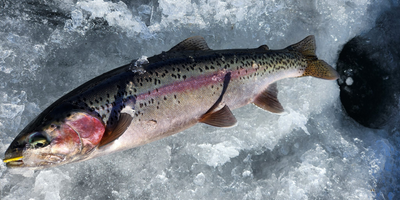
[[155, 171, 169, 184], [345, 77, 354, 85], [130, 56, 148, 74], [0, 49, 14, 73], [138, 5, 152, 25], [71, 9, 83, 28], [242, 170, 252, 177], [0, 104, 24, 119], [77, 0, 148, 36], [193, 172, 206, 186], [369, 139, 395, 176], [33, 170, 70, 200], [278, 108, 309, 135], [64, 9, 85, 34], [194, 141, 241, 167]]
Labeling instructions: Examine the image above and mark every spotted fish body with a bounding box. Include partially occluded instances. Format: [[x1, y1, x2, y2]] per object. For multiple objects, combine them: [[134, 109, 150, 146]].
[[3, 36, 338, 168]]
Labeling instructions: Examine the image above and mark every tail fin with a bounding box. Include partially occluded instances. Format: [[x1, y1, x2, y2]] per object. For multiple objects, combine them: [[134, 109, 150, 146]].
[[286, 35, 339, 80]]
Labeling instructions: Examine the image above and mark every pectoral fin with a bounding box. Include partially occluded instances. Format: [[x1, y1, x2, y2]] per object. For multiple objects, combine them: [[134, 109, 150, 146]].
[[99, 113, 133, 148], [199, 104, 237, 127], [253, 83, 284, 113]]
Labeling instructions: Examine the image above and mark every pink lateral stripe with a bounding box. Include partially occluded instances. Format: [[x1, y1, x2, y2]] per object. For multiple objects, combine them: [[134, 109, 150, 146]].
[[136, 67, 259, 101]]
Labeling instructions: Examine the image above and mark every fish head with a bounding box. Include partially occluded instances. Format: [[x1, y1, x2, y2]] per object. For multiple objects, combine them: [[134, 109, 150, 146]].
[[3, 106, 105, 169]]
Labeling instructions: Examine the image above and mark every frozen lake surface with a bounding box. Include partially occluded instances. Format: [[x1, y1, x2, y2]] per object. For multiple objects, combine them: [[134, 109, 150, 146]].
[[0, 0, 399, 199]]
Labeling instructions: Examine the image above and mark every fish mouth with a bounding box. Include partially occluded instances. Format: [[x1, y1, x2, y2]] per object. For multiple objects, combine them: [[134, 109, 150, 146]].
[[3, 153, 66, 168], [3, 156, 24, 167]]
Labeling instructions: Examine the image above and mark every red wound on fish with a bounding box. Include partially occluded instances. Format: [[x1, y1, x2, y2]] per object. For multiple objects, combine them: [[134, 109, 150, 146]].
[[51, 124, 81, 156], [65, 113, 105, 151]]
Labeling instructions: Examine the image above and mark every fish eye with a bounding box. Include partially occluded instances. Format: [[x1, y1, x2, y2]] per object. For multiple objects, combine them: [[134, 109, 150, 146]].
[[29, 132, 49, 148]]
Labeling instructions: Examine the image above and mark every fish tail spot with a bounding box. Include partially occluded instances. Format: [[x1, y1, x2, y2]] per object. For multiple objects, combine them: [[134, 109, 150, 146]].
[[303, 59, 339, 80]]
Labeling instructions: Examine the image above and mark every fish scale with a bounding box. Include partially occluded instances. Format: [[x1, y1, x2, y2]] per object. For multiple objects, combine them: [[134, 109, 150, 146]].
[[3, 35, 339, 169]]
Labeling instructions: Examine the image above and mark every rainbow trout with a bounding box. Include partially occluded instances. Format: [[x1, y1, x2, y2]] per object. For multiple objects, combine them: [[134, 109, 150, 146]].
[[3, 35, 338, 169]]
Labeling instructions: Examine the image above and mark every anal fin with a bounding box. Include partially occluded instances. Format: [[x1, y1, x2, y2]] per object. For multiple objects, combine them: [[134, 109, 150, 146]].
[[253, 83, 284, 113], [99, 113, 133, 148], [199, 104, 237, 127]]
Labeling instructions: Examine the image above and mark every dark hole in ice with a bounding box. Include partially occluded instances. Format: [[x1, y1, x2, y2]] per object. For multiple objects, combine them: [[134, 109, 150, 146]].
[[336, 7, 400, 129]]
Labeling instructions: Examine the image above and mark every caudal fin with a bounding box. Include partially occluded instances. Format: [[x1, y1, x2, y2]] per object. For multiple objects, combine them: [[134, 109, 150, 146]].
[[286, 35, 339, 80]]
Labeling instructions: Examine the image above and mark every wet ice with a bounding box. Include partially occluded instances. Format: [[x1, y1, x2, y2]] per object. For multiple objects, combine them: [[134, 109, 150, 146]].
[[0, 0, 399, 200]]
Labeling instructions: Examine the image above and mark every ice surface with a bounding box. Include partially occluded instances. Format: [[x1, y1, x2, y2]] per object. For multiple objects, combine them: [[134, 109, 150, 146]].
[[131, 56, 148, 74], [1, 0, 399, 199]]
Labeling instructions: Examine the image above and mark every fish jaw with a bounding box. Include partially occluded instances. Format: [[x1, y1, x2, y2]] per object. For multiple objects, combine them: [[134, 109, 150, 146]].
[[3, 112, 106, 169]]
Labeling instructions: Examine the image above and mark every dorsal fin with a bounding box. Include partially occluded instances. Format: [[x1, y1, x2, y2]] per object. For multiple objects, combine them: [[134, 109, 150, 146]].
[[253, 83, 284, 113], [285, 35, 316, 59], [99, 113, 133, 148], [257, 44, 269, 50], [168, 36, 211, 52]]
